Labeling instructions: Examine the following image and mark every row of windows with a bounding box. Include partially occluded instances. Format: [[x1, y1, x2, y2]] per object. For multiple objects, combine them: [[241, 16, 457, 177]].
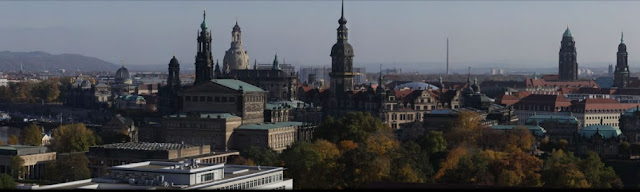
[[270, 132, 295, 149], [585, 116, 618, 120], [584, 123, 619, 127], [201, 172, 215, 182], [185, 96, 237, 103], [217, 174, 283, 190]]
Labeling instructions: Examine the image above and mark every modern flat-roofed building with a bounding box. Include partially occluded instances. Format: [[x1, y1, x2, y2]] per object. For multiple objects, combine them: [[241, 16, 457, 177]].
[[0, 145, 56, 180], [23, 160, 292, 190], [87, 142, 239, 177]]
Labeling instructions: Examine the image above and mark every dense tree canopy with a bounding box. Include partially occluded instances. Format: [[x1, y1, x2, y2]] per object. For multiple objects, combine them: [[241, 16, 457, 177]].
[[315, 112, 390, 144], [45, 153, 91, 183], [51, 123, 98, 153], [20, 124, 42, 146], [0, 174, 16, 189]]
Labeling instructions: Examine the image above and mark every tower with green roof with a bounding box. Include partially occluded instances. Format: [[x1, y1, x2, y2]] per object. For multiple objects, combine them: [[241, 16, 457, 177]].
[[194, 10, 214, 85], [559, 27, 578, 81], [614, 32, 630, 88]]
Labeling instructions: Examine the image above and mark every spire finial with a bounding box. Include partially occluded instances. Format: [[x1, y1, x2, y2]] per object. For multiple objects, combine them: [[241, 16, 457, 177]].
[[621, 31, 624, 43], [341, 0, 344, 18], [172, 51, 175, 57], [121, 58, 125, 67], [236, 17, 238, 25]]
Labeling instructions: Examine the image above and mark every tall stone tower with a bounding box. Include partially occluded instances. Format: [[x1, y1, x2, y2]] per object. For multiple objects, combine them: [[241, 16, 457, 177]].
[[223, 20, 250, 71], [329, 0, 355, 99], [168, 56, 181, 92], [165, 56, 181, 113], [614, 32, 630, 88], [194, 10, 214, 85], [559, 27, 578, 81]]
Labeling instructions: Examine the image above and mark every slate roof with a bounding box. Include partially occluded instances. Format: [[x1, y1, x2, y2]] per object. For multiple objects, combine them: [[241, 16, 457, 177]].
[[210, 79, 264, 93]]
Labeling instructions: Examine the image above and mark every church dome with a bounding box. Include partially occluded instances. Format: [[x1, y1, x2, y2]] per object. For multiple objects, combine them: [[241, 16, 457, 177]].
[[394, 82, 439, 90], [115, 65, 132, 85], [169, 56, 179, 66], [223, 45, 250, 71]]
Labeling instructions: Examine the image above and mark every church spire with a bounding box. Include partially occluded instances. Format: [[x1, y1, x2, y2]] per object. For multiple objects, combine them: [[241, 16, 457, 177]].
[[254, 59, 257, 70], [337, 0, 348, 42], [272, 53, 280, 70], [201, 10, 208, 30]]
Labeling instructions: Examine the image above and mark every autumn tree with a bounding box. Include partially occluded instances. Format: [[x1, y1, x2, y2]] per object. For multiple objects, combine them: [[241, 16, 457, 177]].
[[0, 174, 16, 189], [8, 156, 25, 180], [51, 123, 98, 153], [541, 149, 590, 188], [20, 124, 42, 146], [444, 111, 484, 148], [7, 135, 18, 145], [228, 156, 254, 166]]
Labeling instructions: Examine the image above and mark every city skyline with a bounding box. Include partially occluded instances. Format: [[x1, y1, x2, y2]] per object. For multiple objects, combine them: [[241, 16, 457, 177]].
[[1, 1, 639, 72]]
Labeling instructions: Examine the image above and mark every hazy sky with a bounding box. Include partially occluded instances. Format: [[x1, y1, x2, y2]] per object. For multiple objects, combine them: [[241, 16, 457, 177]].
[[0, 1, 639, 72]]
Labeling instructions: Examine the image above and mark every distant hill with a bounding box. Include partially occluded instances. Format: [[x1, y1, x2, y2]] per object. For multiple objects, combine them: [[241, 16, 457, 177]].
[[0, 51, 118, 72]]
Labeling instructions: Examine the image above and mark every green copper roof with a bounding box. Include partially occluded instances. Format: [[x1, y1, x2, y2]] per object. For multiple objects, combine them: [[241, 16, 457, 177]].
[[491, 125, 547, 137], [238, 121, 304, 130], [563, 27, 572, 37], [200, 10, 208, 29], [579, 125, 621, 139], [623, 106, 640, 117], [211, 79, 265, 93]]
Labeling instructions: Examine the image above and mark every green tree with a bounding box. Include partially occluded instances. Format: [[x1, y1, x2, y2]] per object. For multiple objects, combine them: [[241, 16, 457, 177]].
[[280, 142, 323, 189], [417, 131, 447, 154], [7, 135, 18, 145], [8, 156, 26, 180], [47, 153, 91, 182], [20, 124, 42, 146], [391, 141, 433, 183], [315, 112, 390, 144], [51, 123, 98, 153], [239, 146, 279, 166], [578, 152, 623, 188], [0, 174, 16, 189]]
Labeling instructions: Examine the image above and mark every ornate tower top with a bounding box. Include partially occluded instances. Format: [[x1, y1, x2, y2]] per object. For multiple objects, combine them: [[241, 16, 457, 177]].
[[201, 10, 208, 30]]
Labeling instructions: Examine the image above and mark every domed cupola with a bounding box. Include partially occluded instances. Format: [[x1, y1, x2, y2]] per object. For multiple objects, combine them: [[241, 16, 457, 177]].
[[471, 77, 480, 93], [115, 59, 132, 85], [223, 19, 250, 71]]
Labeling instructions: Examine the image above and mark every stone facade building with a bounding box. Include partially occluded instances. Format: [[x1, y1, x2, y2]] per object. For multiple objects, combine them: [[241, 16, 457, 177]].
[[0, 145, 56, 180], [225, 55, 298, 101], [179, 79, 266, 124], [161, 113, 242, 151]]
